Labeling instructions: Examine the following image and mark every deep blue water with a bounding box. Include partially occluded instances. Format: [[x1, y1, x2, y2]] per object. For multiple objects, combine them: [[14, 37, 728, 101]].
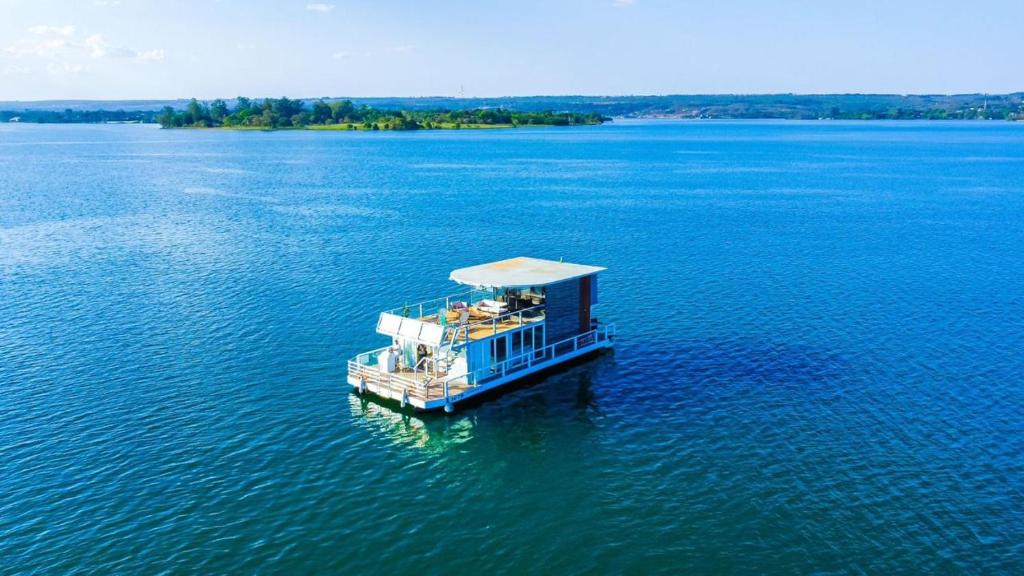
[[1, 120, 1023, 574]]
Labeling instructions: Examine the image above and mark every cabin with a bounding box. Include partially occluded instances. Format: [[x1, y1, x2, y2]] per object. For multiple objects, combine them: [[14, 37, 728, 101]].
[[347, 257, 615, 412]]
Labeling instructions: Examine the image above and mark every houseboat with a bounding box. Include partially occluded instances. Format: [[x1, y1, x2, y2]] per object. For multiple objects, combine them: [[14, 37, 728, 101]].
[[346, 257, 615, 412]]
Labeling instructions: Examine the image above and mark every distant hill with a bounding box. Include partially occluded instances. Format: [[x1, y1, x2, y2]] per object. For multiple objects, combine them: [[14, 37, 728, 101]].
[[3, 93, 1023, 122], [316, 93, 1024, 120], [0, 99, 192, 112]]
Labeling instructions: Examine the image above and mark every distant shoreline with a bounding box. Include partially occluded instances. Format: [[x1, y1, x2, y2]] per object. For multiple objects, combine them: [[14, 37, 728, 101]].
[[4, 117, 1022, 126], [2, 93, 1022, 124]]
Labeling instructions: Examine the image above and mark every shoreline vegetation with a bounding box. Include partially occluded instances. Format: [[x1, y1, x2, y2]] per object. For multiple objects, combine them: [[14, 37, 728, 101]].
[[2, 93, 1022, 125], [156, 98, 606, 130]]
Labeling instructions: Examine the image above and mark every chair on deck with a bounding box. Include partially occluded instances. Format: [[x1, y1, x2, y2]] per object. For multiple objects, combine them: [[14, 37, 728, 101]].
[[445, 310, 471, 344]]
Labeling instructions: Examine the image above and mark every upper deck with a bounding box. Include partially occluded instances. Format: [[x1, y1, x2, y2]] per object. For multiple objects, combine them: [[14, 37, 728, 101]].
[[375, 257, 605, 347], [377, 288, 546, 346]]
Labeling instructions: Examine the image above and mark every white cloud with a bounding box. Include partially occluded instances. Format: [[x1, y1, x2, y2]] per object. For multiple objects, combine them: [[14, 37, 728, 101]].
[[84, 33, 162, 61], [3, 25, 162, 77], [135, 48, 165, 62], [613, 0, 637, 6], [5, 38, 69, 58], [28, 24, 76, 36], [385, 44, 415, 54], [305, 3, 335, 12], [85, 33, 108, 57]]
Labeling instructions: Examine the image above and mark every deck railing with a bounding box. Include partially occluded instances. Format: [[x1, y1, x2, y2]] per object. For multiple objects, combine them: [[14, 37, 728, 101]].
[[443, 304, 546, 344], [348, 362, 420, 400], [439, 322, 615, 402], [348, 349, 423, 401], [352, 346, 388, 368], [348, 346, 442, 398], [349, 322, 615, 407], [383, 289, 494, 320]]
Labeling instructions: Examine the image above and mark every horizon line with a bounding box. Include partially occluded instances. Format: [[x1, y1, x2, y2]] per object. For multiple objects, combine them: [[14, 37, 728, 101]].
[[3, 91, 1024, 104]]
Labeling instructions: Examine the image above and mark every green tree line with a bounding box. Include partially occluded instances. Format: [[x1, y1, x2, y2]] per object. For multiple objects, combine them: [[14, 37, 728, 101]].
[[0, 109, 155, 123], [155, 97, 607, 130]]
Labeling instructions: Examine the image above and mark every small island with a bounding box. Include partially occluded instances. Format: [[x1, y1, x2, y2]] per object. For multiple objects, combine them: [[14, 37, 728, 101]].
[[156, 97, 606, 130]]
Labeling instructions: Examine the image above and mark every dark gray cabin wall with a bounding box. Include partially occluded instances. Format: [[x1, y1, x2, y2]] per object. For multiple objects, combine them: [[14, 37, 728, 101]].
[[544, 278, 583, 343]]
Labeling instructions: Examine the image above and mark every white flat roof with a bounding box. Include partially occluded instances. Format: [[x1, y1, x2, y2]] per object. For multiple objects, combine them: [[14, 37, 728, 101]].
[[449, 257, 605, 289]]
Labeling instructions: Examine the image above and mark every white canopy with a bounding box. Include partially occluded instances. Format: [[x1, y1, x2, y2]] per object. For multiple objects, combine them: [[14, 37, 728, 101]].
[[449, 256, 605, 289], [377, 313, 445, 345]]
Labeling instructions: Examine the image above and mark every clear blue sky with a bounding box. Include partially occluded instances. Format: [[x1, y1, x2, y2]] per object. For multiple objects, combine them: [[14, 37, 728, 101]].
[[2, 0, 1022, 100]]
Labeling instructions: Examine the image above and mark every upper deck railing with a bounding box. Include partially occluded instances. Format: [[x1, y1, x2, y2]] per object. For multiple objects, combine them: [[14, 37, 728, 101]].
[[378, 286, 547, 346], [447, 304, 546, 344], [382, 289, 494, 320]]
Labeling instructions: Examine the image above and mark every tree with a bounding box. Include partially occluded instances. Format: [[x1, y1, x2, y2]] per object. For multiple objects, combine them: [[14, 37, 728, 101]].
[[330, 100, 355, 122], [311, 100, 332, 124], [185, 98, 210, 126], [271, 97, 304, 120], [156, 106, 177, 128], [210, 99, 229, 124]]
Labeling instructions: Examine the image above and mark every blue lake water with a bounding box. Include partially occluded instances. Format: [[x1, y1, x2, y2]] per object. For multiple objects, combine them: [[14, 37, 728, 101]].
[[1, 120, 1023, 573]]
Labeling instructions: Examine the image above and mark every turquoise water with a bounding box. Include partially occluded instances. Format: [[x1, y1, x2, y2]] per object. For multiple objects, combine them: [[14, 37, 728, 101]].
[[2, 121, 1023, 573]]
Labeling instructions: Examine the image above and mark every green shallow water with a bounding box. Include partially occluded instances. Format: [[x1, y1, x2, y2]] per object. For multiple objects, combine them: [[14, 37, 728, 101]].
[[1, 120, 1023, 574]]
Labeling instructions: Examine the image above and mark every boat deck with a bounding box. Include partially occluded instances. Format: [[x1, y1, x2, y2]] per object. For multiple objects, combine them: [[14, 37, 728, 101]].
[[418, 306, 545, 343], [350, 363, 474, 402], [348, 323, 616, 411]]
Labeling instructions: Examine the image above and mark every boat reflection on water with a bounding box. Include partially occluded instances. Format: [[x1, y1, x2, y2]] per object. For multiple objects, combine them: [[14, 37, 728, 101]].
[[347, 352, 612, 453], [347, 394, 476, 452]]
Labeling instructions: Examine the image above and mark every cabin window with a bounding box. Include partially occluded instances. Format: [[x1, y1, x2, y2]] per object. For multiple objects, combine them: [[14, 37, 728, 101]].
[[490, 335, 508, 367], [532, 325, 546, 360]]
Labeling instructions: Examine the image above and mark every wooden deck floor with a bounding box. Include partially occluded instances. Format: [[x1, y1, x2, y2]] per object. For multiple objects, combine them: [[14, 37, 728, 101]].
[[388, 367, 475, 401], [464, 316, 543, 340], [418, 311, 544, 344]]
